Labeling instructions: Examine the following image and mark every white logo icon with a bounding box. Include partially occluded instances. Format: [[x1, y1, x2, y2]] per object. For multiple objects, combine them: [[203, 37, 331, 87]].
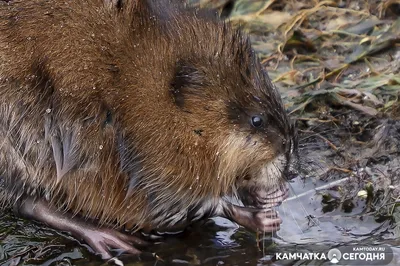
[[327, 248, 342, 264]]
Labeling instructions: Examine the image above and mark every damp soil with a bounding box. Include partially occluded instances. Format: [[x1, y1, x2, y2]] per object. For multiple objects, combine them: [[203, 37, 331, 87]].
[[1, 0, 400, 265]]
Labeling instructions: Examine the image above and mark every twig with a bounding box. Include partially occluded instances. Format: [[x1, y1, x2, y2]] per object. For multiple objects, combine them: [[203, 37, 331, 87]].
[[284, 177, 350, 202]]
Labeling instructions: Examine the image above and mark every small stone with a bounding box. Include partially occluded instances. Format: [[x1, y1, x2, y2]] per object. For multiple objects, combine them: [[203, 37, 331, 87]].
[[357, 190, 368, 198]]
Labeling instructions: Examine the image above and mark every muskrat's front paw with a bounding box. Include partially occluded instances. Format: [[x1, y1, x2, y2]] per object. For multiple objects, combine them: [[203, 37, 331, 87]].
[[82, 228, 148, 260], [223, 202, 283, 233], [251, 209, 282, 233]]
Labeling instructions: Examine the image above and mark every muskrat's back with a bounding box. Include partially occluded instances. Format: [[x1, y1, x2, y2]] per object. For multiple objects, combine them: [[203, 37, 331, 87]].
[[0, 0, 141, 226], [0, 0, 296, 260]]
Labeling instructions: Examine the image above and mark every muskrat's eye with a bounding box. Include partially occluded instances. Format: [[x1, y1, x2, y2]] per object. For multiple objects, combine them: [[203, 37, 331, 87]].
[[251, 116, 263, 128]]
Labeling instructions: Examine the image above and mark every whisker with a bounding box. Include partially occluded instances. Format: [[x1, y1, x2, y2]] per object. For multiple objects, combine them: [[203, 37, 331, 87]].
[[279, 177, 354, 239], [283, 197, 305, 236], [298, 128, 337, 142], [263, 222, 266, 255]]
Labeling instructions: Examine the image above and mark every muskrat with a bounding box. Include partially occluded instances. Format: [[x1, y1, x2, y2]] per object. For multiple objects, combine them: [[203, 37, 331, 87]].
[[0, 0, 296, 260]]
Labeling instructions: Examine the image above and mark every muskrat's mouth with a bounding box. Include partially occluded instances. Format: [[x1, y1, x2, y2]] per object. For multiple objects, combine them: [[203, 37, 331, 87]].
[[239, 184, 289, 209]]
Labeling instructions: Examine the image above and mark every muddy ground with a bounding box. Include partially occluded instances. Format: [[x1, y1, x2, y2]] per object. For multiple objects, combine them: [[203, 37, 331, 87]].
[[1, 0, 400, 265]]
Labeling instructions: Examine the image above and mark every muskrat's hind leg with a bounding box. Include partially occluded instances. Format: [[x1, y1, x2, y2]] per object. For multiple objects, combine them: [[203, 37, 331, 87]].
[[14, 197, 147, 260]]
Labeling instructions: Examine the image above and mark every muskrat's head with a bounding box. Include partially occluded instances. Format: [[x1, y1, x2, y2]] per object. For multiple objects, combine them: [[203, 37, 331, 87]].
[[119, 1, 297, 212]]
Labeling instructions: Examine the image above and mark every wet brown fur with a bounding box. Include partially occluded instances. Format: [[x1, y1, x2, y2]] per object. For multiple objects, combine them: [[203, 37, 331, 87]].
[[0, 0, 293, 231]]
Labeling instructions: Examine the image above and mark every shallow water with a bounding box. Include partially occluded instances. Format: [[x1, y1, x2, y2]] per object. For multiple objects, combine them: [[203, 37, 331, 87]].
[[1, 177, 399, 266]]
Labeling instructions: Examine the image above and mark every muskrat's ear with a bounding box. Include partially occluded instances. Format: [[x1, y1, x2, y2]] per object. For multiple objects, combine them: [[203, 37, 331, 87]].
[[104, 0, 123, 9], [170, 61, 207, 108]]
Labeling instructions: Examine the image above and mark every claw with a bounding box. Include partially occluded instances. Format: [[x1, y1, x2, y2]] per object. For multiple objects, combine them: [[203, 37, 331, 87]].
[[108, 257, 125, 266], [85, 229, 142, 259]]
